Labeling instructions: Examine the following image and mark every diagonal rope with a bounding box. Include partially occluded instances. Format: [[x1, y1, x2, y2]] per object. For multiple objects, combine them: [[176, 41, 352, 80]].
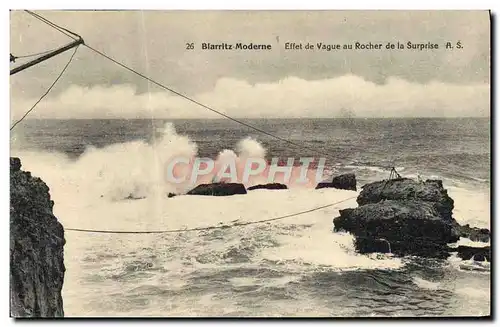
[[25, 10, 80, 41], [65, 195, 356, 234], [23, 10, 334, 159], [82, 44, 332, 157], [10, 45, 79, 131]]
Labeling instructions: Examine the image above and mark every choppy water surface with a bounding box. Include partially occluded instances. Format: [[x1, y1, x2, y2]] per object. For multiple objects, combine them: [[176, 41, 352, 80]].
[[11, 118, 490, 317]]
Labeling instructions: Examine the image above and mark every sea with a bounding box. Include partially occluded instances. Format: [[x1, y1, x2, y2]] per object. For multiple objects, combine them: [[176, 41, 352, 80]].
[[10, 118, 491, 317]]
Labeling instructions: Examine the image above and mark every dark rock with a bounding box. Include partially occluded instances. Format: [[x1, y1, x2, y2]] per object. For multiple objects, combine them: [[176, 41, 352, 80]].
[[187, 183, 247, 196], [167, 193, 177, 198], [454, 245, 490, 262], [354, 237, 392, 254], [335, 177, 490, 260], [333, 200, 460, 258], [316, 173, 357, 191], [456, 224, 490, 243], [387, 239, 451, 259], [356, 236, 451, 259], [10, 157, 65, 317], [248, 183, 288, 191], [10, 157, 21, 172], [357, 178, 454, 221], [334, 200, 459, 242]]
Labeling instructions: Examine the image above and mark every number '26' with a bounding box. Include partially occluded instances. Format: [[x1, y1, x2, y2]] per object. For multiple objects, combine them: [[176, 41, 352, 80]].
[[186, 43, 194, 50]]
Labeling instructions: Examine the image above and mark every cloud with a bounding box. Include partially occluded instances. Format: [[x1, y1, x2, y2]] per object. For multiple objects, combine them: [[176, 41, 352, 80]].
[[10, 75, 489, 120]]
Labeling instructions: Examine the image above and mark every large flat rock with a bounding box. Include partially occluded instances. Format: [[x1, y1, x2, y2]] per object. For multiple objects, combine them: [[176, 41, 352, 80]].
[[187, 183, 247, 196], [357, 178, 454, 221]]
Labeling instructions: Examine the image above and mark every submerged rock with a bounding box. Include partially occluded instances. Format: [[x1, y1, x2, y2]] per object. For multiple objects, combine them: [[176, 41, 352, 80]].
[[187, 183, 247, 196], [247, 183, 288, 191], [316, 173, 357, 191], [10, 157, 65, 317]]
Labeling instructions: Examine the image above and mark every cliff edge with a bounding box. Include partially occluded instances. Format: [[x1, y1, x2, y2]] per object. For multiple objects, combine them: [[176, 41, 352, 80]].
[[10, 157, 65, 317]]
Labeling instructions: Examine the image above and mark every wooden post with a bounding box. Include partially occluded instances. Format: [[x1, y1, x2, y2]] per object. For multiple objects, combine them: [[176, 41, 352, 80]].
[[10, 38, 84, 75]]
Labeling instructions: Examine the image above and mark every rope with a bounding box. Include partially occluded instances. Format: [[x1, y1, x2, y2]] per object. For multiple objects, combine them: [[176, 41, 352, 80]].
[[10, 45, 79, 131], [11, 47, 61, 61], [23, 10, 334, 159], [65, 195, 357, 234], [25, 10, 81, 41]]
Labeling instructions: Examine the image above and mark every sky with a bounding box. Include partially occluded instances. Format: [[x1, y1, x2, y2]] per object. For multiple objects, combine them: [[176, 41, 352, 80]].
[[9, 10, 491, 118]]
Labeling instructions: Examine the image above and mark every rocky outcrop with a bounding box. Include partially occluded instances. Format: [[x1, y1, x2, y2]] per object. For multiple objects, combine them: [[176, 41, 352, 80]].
[[187, 183, 247, 196], [334, 200, 459, 258], [454, 245, 490, 262], [357, 178, 454, 221], [332, 178, 490, 260], [248, 183, 288, 191], [316, 173, 357, 191], [10, 157, 65, 317]]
